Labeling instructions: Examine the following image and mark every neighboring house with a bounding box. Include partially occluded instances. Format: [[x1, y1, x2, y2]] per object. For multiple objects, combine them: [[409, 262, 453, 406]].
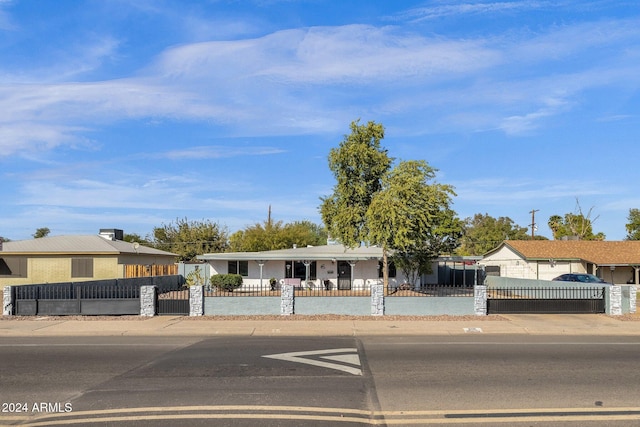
[[197, 244, 482, 290], [0, 229, 177, 290], [480, 240, 640, 284]]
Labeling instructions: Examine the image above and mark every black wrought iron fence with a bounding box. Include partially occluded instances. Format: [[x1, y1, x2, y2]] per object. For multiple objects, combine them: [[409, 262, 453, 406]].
[[486, 286, 606, 314], [488, 287, 605, 299], [205, 283, 279, 297], [385, 284, 475, 297], [77, 284, 140, 299]]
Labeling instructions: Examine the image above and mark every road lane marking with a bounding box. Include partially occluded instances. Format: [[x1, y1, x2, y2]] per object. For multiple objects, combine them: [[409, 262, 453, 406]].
[[262, 348, 362, 375], [9, 405, 640, 427]]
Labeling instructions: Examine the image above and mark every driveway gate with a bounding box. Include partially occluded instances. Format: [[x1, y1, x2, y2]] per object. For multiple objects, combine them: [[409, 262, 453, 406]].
[[487, 287, 605, 314], [13, 282, 140, 316]]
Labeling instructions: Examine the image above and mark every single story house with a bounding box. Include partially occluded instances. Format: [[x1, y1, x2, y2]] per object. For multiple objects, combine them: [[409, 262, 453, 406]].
[[0, 229, 177, 290], [197, 244, 482, 290], [480, 240, 640, 284]]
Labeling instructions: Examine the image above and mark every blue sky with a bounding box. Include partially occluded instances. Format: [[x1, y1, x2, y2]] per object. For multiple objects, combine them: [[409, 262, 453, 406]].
[[1, 0, 639, 242]]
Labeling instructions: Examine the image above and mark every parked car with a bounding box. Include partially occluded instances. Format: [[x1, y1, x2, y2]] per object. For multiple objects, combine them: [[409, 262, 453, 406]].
[[552, 273, 607, 284]]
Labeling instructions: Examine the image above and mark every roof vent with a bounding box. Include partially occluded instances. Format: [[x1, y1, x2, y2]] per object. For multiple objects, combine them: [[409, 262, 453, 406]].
[[99, 229, 124, 241]]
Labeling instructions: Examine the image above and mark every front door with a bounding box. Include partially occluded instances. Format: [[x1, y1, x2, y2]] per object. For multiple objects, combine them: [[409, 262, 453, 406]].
[[337, 261, 352, 290]]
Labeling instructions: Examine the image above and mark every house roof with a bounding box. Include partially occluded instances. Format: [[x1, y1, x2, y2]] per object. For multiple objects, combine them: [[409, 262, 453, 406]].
[[0, 235, 177, 257], [198, 244, 384, 262], [198, 244, 483, 263], [491, 240, 640, 266]]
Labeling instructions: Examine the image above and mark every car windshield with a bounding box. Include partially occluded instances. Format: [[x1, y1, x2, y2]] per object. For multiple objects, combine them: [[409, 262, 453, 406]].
[[576, 274, 604, 283]]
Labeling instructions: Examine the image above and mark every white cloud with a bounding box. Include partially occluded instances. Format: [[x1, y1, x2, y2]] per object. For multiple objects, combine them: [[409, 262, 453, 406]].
[[156, 146, 287, 160], [2, 17, 640, 154], [396, 1, 550, 22]]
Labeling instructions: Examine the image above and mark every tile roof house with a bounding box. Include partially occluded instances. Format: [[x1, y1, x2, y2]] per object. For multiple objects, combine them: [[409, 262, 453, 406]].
[[0, 230, 177, 289], [480, 240, 640, 284]]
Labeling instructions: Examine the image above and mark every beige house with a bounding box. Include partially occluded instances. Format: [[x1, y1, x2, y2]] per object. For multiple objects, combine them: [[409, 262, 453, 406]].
[[480, 240, 640, 285], [0, 230, 177, 290]]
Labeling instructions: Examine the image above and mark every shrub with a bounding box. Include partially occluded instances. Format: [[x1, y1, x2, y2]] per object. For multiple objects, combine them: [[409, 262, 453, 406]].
[[210, 274, 243, 292]]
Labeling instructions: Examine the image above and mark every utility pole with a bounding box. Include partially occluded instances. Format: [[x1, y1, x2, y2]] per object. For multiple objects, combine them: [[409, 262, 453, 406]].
[[529, 209, 539, 238]]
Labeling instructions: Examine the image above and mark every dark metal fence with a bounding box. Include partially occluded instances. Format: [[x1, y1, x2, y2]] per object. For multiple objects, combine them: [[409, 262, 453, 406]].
[[487, 287, 605, 314], [204, 283, 280, 297], [157, 289, 190, 315], [488, 287, 604, 299], [386, 285, 474, 297], [11, 275, 184, 316]]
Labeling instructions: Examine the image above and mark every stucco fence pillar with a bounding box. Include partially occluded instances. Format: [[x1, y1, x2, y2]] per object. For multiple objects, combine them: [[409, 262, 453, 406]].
[[190, 285, 204, 316], [474, 285, 487, 316], [607, 285, 622, 316], [3, 286, 13, 316], [371, 282, 384, 316], [140, 285, 156, 316], [281, 284, 294, 315]]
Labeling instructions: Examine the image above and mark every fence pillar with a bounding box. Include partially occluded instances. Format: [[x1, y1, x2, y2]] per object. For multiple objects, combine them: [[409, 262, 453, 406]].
[[281, 284, 294, 316], [630, 285, 637, 314], [608, 285, 622, 316], [3, 286, 13, 316], [140, 285, 156, 316], [474, 285, 487, 316], [371, 282, 384, 316], [189, 285, 204, 316]]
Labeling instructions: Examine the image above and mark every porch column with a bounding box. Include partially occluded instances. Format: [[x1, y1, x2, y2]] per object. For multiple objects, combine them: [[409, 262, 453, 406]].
[[303, 260, 311, 283], [349, 261, 357, 288], [256, 260, 267, 289]]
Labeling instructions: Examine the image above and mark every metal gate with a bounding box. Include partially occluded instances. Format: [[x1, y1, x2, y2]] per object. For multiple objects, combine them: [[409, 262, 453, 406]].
[[487, 287, 605, 314], [156, 288, 190, 315], [13, 282, 141, 316]]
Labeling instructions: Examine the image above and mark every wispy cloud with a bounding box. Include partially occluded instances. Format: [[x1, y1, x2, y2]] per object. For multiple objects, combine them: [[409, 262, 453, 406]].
[[156, 146, 287, 160], [0, 0, 15, 31], [2, 15, 639, 156], [395, 1, 550, 22]]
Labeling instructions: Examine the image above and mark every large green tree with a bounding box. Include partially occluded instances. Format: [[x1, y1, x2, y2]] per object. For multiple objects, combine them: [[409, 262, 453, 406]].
[[151, 217, 229, 261], [229, 219, 327, 252], [366, 160, 462, 287], [320, 120, 392, 248], [457, 214, 530, 255], [625, 208, 640, 240]]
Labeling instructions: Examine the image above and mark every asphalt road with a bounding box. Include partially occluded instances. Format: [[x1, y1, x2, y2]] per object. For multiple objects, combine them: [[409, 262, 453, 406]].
[[1, 335, 639, 426]]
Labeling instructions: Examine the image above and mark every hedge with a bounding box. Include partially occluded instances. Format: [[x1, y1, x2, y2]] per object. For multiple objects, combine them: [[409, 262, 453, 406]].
[[210, 274, 243, 292]]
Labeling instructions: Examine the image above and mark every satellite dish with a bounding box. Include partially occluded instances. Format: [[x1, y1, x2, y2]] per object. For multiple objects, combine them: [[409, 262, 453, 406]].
[[132, 242, 140, 252]]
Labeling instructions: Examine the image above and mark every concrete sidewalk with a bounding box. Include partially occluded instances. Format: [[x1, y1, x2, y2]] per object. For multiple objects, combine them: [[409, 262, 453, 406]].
[[0, 314, 638, 337]]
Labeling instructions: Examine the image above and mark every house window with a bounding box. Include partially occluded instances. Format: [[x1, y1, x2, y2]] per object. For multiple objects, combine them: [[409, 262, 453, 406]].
[[378, 261, 396, 278], [0, 257, 27, 277], [228, 260, 249, 277], [485, 266, 501, 276], [285, 261, 317, 280], [71, 258, 94, 278]]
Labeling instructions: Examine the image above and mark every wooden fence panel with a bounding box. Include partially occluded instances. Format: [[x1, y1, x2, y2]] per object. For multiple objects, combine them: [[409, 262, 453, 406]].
[[125, 264, 178, 278]]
